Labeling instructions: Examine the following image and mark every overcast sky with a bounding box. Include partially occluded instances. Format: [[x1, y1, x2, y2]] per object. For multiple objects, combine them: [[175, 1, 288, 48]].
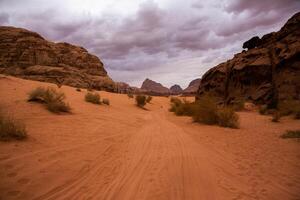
[[0, 0, 299, 88]]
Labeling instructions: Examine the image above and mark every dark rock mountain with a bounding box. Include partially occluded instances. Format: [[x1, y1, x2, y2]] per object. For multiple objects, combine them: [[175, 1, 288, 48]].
[[0, 26, 115, 91], [141, 78, 170, 96], [197, 12, 300, 106], [182, 78, 201, 96], [170, 84, 183, 95]]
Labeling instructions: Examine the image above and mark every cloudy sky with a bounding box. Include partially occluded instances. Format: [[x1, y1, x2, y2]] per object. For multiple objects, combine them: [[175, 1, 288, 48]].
[[0, 0, 299, 88]]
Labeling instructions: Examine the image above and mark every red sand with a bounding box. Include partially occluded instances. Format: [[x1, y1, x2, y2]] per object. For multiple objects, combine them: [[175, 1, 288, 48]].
[[0, 75, 299, 200]]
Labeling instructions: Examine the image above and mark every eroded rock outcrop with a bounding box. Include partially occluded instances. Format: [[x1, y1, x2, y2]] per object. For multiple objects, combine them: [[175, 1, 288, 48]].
[[141, 78, 170, 96], [182, 78, 201, 96], [0, 26, 115, 91], [197, 12, 300, 106]]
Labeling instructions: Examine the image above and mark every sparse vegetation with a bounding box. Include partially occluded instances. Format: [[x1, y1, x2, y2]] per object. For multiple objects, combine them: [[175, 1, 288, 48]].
[[85, 92, 101, 104], [135, 95, 147, 107], [0, 112, 27, 141], [169, 97, 194, 116], [258, 100, 300, 119], [102, 98, 110, 105], [281, 130, 300, 139], [217, 107, 240, 128], [231, 99, 245, 111], [169, 95, 239, 128], [146, 96, 152, 103], [192, 95, 219, 125], [28, 87, 71, 113], [127, 93, 134, 98]]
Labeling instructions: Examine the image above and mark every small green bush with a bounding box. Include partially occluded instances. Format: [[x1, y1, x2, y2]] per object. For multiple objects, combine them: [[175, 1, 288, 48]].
[[169, 95, 239, 129], [135, 95, 147, 107], [169, 98, 194, 116], [217, 107, 239, 128], [85, 92, 101, 104], [192, 95, 219, 125], [28, 87, 71, 113], [102, 98, 110, 105], [169, 97, 182, 112], [0, 112, 27, 141], [127, 93, 134, 98], [146, 96, 152, 103], [281, 130, 300, 139]]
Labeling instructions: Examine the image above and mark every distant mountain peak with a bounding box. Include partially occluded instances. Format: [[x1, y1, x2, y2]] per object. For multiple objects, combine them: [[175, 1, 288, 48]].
[[141, 78, 170, 95]]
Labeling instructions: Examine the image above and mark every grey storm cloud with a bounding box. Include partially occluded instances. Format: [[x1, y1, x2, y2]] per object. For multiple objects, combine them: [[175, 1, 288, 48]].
[[0, 0, 299, 87]]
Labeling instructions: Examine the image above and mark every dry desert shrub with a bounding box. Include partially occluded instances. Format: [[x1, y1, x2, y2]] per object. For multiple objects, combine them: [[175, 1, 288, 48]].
[[281, 130, 300, 139], [102, 98, 110, 105], [0, 112, 27, 141], [170, 95, 239, 128], [217, 107, 239, 128], [135, 95, 147, 107], [28, 87, 71, 113], [85, 92, 101, 104], [192, 95, 219, 125], [146, 96, 152, 103], [127, 93, 134, 98], [169, 97, 194, 116]]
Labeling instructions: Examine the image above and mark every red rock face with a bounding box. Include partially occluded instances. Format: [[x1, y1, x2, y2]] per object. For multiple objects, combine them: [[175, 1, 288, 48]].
[[141, 78, 170, 96], [197, 12, 300, 105], [0, 26, 115, 91], [182, 78, 201, 96]]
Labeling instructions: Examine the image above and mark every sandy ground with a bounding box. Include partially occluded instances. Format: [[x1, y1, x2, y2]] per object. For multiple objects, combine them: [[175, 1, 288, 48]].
[[0, 75, 299, 200]]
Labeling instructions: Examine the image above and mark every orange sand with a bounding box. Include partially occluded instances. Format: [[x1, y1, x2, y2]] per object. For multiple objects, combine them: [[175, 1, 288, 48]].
[[0, 75, 299, 200]]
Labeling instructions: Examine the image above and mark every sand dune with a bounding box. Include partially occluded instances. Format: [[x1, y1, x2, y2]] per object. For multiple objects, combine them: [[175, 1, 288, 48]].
[[0, 76, 299, 200]]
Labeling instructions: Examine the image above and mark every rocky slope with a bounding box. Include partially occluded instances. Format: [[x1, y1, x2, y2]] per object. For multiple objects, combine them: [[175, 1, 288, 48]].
[[182, 78, 201, 96], [141, 78, 170, 96], [0, 26, 115, 91], [170, 84, 183, 95], [197, 12, 300, 106]]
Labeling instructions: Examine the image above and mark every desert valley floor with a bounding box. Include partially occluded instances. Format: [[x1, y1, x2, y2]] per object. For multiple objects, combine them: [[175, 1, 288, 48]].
[[0, 75, 299, 200]]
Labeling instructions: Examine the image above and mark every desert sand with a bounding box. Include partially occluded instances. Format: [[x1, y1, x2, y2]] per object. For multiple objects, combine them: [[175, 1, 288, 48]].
[[0, 75, 299, 200]]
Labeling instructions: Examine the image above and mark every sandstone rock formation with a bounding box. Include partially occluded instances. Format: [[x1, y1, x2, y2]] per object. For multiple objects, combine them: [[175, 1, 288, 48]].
[[197, 12, 300, 106], [0, 26, 115, 91], [141, 78, 170, 96], [182, 78, 201, 96], [170, 84, 183, 95]]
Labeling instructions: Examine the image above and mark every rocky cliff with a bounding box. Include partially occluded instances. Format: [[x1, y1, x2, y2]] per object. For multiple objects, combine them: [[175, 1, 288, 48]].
[[170, 84, 183, 95], [197, 12, 300, 106], [0, 26, 115, 91], [182, 78, 201, 96], [141, 78, 170, 96]]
